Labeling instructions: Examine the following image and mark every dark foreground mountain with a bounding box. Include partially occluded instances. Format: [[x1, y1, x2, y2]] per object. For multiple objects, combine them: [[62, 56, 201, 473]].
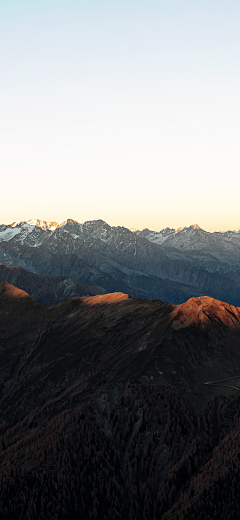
[[1, 219, 240, 305], [0, 263, 107, 306], [1, 283, 240, 519]]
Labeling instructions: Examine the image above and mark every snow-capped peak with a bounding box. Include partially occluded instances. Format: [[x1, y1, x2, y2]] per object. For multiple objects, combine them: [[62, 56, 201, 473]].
[[175, 224, 200, 233], [59, 219, 81, 228], [11, 219, 82, 230], [175, 226, 187, 233], [189, 224, 200, 230], [11, 221, 23, 228], [27, 219, 59, 230], [10, 220, 59, 230]]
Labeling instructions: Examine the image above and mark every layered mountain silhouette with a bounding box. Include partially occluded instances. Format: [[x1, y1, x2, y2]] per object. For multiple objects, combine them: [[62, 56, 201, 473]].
[[1, 219, 240, 305], [1, 282, 240, 413], [1, 283, 240, 519], [0, 263, 107, 306]]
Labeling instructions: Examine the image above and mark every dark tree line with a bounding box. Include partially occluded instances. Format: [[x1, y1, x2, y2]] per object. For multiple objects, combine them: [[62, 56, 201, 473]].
[[0, 383, 239, 519]]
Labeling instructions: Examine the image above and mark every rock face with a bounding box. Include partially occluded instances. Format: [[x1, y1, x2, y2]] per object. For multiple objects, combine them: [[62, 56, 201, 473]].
[[1, 285, 240, 519], [136, 223, 240, 270], [1, 219, 240, 305]]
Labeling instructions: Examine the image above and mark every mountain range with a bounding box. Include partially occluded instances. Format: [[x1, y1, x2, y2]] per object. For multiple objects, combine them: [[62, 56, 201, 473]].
[[1, 218, 240, 518], [0, 218, 240, 305], [1, 283, 240, 519]]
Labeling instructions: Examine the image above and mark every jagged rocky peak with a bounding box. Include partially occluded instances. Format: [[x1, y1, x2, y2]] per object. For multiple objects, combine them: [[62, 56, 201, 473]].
[[26, 219, 59, 230], [135, 228, 154, 237], [175, 225, 187, 233], [10, 219, 81, 231], [82, 219, 109, 230], [75, 220, 135, 245], [175, 224, 201, 233], [76, 219, 110, 238], [51, 218, 113, 241], [58, 219, 81, 233], [136, 225, 202, 241], [59, 219, 80, 227], [135, 226, 176, 245], [0, 221, 36, 243], [11, 221, 29, 228], [159, 227, 175, 236], [190, 224, 201, 230]]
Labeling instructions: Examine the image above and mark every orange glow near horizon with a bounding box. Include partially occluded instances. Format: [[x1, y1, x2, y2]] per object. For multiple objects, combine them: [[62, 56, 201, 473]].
[[3, 218, 240, 234], [1, 2, 240, 234]]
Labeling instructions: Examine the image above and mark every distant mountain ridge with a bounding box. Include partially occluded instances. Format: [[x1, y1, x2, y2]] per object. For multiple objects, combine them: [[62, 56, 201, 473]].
[[1, 218, 240, 305], [0, 263, 106, 306], [7, 218, 240, 234], [10, 218, 80, 230]]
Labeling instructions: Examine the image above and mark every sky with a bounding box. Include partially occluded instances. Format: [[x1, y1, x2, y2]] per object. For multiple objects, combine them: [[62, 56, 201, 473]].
[[1, 0, 240, 232]]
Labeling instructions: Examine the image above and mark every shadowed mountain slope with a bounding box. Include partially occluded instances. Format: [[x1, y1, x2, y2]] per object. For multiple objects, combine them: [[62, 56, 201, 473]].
[[0, 263, 107, 306], [1, 285, 240, 417], [1, 284, 240, 519]]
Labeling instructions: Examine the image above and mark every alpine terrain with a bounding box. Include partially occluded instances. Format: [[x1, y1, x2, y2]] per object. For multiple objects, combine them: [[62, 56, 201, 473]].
[[1, 218, 240, 305]]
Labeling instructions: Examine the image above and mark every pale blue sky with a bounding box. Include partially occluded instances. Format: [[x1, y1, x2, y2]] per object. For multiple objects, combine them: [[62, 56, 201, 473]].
[[1, 0, 240, 231]]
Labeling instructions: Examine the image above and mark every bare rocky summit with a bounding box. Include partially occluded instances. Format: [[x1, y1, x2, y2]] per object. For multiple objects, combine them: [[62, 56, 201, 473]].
[[1, 219, 240, 305]]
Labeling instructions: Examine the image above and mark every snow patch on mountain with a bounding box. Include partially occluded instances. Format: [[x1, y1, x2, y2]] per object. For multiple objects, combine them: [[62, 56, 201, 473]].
[[1, 219, 240, 268], [0, 223, 35, 243], [0, 226, 21, 242], [27, 219, 59, 230]]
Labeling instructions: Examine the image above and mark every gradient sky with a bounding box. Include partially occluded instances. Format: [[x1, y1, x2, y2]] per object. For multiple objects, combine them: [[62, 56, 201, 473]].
[[1, 0, 240, 231]]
